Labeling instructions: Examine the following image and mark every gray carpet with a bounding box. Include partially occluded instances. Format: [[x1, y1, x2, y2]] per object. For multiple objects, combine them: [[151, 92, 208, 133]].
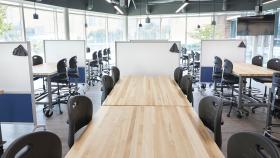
[[2, 81, 280, 157]]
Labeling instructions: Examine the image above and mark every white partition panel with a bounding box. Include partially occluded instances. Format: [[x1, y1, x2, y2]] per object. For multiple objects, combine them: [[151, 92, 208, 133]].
[[44, 40, 86, 83], [0, 42, 36, 123], [116, 41, 180, 76], [200, 40, 246, 82], [44, 40, 86, 66]]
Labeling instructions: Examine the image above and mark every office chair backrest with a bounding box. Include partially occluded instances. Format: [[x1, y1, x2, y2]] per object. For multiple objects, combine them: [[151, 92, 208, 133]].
[[213, 56, 222, 73], [223, 59, 233, 75], [67, 95, 93, 148], [227, 132, 280, 158], [174, 67, 183, 85], [198, 96, 223, 148], [32, 55, 43, 66], [98, 50, 102, 58], [107, 48, 111, 54], [69, 56, 77, 69], [56, 59, 68, 78], [92, 51, 97, 60], [101, 75, 114, 104], [179, 75, 193, 104], [103, 49, 107, 55], [252, 55, 263, 67], [111, 66, 120, 84], [195, 52, 200, 61], [267, 58, 280, 71], [2, 131, 62, 158]]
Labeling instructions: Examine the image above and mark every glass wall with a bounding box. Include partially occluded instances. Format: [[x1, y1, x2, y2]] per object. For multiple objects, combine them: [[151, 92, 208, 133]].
[[0, 4, 23, 41], [86, 15, 106, 51], [69, 13, 85, 40], [161, 17, 186, 44]]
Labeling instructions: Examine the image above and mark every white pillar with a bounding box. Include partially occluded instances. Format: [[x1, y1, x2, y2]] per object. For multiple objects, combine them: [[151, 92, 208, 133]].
[[64, 8, 70, 40]]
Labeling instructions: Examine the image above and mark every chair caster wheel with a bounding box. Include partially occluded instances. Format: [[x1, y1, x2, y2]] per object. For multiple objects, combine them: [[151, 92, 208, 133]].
[[227, 113, 230, 117], [236, 112, 242, 119], [44, 109, 53, 118], [251, 109, 255, 114], [59, 111, 63, 114]]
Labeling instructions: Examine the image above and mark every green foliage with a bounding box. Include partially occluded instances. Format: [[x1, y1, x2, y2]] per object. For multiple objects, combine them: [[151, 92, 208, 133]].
[[0, 5, 12, 36], [190, 24, 214, 40]]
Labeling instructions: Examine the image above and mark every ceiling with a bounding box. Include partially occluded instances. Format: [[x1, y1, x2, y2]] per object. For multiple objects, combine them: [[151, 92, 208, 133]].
[[25, 0, 277, 15]]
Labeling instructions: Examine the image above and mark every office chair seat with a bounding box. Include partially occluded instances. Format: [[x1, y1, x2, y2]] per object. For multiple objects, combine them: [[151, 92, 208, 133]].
[[2, 131, 62, 158], [253, 77, 272, 83]]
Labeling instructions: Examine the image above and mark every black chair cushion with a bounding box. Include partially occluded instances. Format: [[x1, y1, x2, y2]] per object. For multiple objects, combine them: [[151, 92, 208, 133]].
[[253, 77, 272, 83]]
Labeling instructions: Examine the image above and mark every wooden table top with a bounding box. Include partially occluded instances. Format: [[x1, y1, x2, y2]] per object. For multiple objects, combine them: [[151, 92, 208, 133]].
[[102, 76, 191, 107], [233, 63, 278, 77], [65, 106, 224, 158], [32, 63, 57, 76]]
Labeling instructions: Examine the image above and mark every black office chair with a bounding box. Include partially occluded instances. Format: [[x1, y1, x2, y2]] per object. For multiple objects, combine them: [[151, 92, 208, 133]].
[[248, 55, 263, 93], [32, 55, 43, 66], [67, 95, 93, 148], [32, 55, 46, 91], [180, 75, 193, 106], [97, 50, 103, 76], [101, 75, 114, 104], [102, 49, 110, 75], [68, 56, 80, 95], [254, 58, 280, 99], [221, 59, 239, 117], [111, 66, 120, 84], [89, 51, 100, 86], [107, 48, 111, 61], [50, 58, 69, 116], [174, 67, 183, 85], [198, 96, 223, 148], [212, 56, 223, 91], [2, 131, 61, 158], [227, 132, 280, 158]]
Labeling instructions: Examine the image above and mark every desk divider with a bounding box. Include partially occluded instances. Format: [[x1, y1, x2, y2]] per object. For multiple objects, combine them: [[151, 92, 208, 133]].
[[200, 40, 246, 83], [44, 40, 86, 83], [0, 42, 37, 126]]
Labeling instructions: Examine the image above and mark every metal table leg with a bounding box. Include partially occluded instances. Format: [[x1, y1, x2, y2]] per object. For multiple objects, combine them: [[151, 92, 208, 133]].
[[0, 123, 5, 156], [47, 76, 53, 109]]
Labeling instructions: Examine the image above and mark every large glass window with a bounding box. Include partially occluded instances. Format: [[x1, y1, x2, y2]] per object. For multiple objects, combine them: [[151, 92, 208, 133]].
[[186, 16, 212, 51], [108, 17, 125, 64], [0, 4, 23, 41], [161, 17, 186, 44], [69, 13, 85, 40], [86, 15, 106, 52], [138, 18, 160, 40], [24, 7, 57, 57]]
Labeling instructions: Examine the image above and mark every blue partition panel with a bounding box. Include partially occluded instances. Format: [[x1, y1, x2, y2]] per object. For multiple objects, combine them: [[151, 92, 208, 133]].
[[69, 67, 85, 83], [200, 67, 213, 83], [0, 93, 33, 122]]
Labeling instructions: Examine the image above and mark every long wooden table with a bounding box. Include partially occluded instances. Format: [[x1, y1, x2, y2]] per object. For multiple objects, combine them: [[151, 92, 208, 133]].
[[65, 106, 224, 158], [103, 76, 190, 107], [232, 63, 278, 117], [32, 63, 57, 107]]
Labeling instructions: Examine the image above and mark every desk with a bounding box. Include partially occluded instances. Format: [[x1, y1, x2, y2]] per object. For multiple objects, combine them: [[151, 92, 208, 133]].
[[65, 106, 224, 158], [33, 63, 57, 107], [232, 63, 278, 116], [102, 76, 190, 106]]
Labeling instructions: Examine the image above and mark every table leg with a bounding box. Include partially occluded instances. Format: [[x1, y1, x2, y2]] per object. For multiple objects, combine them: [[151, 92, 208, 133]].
[[238, 76, 243, 109], [0, 123, 5, 156], [47, 76, 53, 109]]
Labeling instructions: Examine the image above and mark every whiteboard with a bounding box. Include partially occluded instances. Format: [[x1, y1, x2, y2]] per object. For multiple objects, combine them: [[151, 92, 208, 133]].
[[44, 40, 86, 66], [201, 40, 246, 67], [116, 41, 180, 76], [0, 42, 33, 93]]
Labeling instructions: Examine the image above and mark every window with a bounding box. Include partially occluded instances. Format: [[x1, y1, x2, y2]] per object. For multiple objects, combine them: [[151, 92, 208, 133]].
[[0, 4, 23, 41], [186, 16, 212, 51], [161, 17, 186, 44], [24, 7, 57, 57], [69, 13, 85, 40], [128, 18, 138, 40], [86, 15, 106, 53], [108, 17, 125, 64], [138, 18, 160, 40]]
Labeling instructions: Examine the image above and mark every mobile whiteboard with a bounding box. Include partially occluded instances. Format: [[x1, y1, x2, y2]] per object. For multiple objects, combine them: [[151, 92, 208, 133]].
[[116, 41, 180, 76]]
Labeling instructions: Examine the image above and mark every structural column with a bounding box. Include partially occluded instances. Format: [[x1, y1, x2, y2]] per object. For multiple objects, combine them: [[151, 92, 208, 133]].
[[64, 8, 70, 40]]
